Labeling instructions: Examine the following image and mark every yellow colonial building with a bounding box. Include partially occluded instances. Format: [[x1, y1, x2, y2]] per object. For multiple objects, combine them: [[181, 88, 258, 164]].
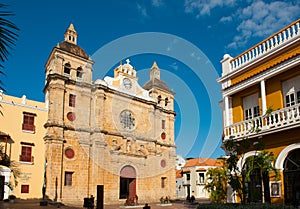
[[218, 19, 300, 205], [43, 24, 176, 205], [0, 92, 47, 200]]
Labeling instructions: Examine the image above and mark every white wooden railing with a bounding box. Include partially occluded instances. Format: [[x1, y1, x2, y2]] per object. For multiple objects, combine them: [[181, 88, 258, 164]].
[[224, 103, 300, 140], [230, 19, 300, 71]]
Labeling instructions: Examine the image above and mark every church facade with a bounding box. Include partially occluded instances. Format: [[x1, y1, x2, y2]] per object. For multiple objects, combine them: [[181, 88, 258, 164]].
[[43, 24, 176, 205]]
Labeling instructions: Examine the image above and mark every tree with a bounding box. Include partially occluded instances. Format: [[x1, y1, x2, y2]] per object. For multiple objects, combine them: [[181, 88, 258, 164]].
[[244, 150, 279, 203], [204, 166, 228, 203], [223, 137, 251, 204], [0, 3, 18, 70], [0, 3, 19, 113], [0, 3, 19, 191], [223, 138, 279, 204]]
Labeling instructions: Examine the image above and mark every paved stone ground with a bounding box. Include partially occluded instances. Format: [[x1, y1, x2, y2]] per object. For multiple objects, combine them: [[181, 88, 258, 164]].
[[0, 199, 202, 209]]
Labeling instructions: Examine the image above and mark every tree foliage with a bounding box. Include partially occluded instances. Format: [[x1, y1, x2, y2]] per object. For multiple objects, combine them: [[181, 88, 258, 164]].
[[204, 166, 228, 203], [0, 4, 19, 115], [0, 2, 19, 107], [223, 138, 279, 204], [0, 144, 21, 188], [0, 4, 18, 68]]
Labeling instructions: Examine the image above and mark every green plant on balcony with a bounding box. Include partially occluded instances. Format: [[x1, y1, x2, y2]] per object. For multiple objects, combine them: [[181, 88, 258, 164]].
[[264, 106, 274, 116], [248, 119, 261, 134]]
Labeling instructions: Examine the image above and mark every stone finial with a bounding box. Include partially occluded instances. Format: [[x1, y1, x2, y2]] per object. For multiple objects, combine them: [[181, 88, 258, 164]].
[[68, 23, 76, 32], [22, 95, 27, 104], [151, 61, 159, 69]]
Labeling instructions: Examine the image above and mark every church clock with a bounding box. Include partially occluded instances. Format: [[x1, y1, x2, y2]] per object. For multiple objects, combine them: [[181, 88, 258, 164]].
[[123, 78, 132, 89]]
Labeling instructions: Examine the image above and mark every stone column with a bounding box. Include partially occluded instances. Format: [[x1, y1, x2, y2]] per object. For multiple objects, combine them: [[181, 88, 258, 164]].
[[224, 96, 230, 127], [260, 79, 267, 115]]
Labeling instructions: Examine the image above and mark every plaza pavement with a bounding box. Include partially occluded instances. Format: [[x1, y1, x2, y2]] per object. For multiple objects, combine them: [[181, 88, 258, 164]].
[[0, 199, 203, 209]]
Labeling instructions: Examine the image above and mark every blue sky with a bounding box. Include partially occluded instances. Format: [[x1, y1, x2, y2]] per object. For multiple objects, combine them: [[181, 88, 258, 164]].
[[2, 0, 300, 158]]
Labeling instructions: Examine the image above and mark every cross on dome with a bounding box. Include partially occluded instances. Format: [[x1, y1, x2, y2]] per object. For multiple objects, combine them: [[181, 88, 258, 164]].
[[114, 59, 136, 78]]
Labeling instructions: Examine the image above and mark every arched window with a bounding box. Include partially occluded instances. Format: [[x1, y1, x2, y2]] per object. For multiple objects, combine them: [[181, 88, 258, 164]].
[[157, 95, 162, 104], [76, 67, 83, 80], [64, 63, 71, 75]]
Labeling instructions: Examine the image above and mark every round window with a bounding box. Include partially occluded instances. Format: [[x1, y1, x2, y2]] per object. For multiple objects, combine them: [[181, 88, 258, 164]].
[[65, 148, 75, 159], [161, 159, 166, 168], [161, 132, 166, 140], [67, 112, 76, 121], [120, 110, 135, 130]]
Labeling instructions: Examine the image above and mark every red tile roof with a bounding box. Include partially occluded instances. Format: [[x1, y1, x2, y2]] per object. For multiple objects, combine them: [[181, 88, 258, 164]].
[[176, 170, 183, 178], [196, 168, 206, 171], [182, 169, 190, 173], [183, 158, 222, 167]]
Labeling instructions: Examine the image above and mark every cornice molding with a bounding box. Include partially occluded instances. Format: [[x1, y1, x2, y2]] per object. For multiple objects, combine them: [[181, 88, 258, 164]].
[[0, 100, 47, 112], [223, 55, 300, 97]]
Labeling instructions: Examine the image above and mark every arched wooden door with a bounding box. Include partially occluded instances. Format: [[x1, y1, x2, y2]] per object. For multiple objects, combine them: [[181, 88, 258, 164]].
[[119, 165, 136, 199], [284, 148, 300, 206]]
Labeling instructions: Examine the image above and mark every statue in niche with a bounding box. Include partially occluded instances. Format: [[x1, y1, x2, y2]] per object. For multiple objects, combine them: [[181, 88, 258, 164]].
[[147, 142, 156, 154], [126, 140, 131, 152], [138, 144, 146, 155], [112, 139, 121, 151]]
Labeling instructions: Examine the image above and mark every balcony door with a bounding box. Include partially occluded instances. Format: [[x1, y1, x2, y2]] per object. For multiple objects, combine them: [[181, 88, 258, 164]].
[[282, 75, 300, 107], [243, 93, 259, 120]]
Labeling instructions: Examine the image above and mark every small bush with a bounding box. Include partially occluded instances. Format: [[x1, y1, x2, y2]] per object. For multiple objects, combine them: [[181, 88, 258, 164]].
[[197, 203, 295, 209]]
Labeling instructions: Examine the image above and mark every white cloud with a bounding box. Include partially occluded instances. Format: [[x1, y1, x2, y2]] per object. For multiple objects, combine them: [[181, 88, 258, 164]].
[[220, 16, 233, 23], [152, 0, 164, 7], [228, 0, 300, 49], [137, 3, 148, 18], [184, 0, 235, 16]]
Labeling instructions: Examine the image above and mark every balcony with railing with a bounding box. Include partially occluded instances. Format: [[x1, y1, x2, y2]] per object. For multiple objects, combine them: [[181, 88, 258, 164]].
[[224, 103, 300, 140], [230, 19, 300, 72]]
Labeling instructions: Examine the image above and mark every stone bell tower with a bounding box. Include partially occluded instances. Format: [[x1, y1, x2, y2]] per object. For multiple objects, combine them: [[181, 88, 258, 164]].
[[43, 23, 94, 202]]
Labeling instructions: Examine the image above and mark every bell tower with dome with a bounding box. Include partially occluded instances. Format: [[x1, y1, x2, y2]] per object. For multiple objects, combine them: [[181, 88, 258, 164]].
[[43, 24, 176, 206]]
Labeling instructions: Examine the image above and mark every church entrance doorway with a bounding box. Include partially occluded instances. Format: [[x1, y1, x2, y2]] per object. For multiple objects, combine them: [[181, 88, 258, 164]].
[[284, 148, 300, 206], [119, 165, 136, 200]]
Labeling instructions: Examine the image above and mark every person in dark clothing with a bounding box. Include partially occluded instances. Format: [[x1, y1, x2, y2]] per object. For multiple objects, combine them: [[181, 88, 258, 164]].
[[191, 195, 195, 203], [186, 195, 191, 202], [143, 203, 151, 209], [88, 195, 94, 209]]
